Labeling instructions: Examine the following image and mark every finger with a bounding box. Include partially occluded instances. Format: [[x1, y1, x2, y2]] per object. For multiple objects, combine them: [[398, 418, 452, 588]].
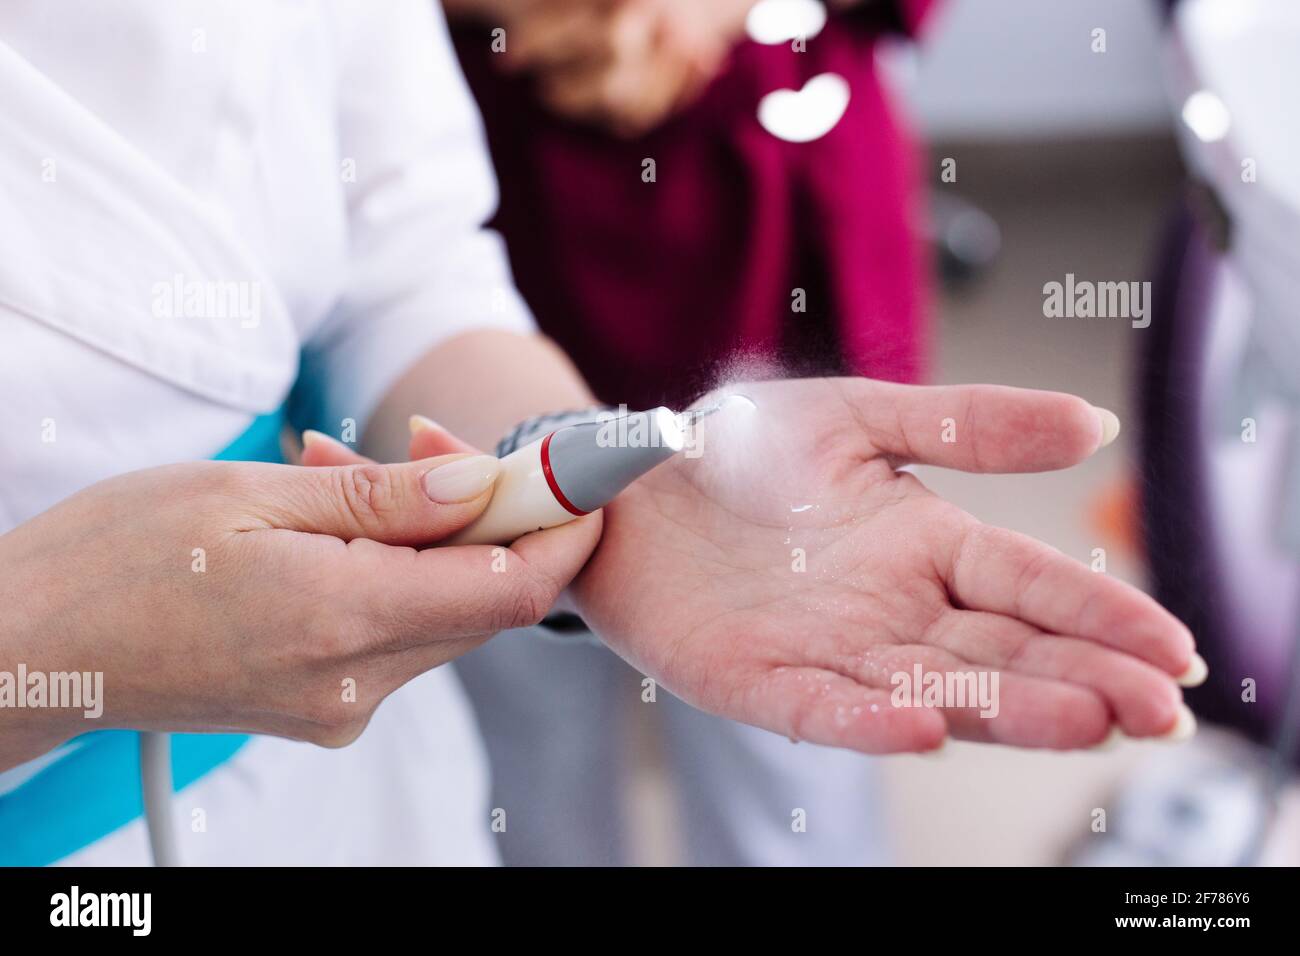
[[244, 454, 501, 545], [938, 674, 1111, 749], [504, 509, 603, 596], [407, 415, 481, 460], [834, 642, 1113, 749], [946, 523, 1198, 678], [737, 666, 948, 755], [842, 380, 1118, 473], [300, 430, 372, 468], [926, 609, 1186, 738], [300, 420, 480, 467], [345, 511, 604, 651]]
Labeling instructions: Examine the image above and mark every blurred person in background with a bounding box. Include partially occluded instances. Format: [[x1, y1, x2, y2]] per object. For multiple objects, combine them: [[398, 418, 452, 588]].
[[441, 0, 937, 865]]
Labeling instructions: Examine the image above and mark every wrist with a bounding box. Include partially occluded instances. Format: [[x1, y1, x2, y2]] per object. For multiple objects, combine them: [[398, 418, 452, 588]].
[[0, 538, 87, 771], [0, 651, 84, 776]]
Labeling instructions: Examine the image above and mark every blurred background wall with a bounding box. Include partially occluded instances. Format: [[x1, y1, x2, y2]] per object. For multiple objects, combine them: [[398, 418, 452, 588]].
[[894, 0, 1169, 138]]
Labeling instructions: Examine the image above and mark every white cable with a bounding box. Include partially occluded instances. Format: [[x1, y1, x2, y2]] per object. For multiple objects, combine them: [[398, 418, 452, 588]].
[[139, 731, 180, 867]]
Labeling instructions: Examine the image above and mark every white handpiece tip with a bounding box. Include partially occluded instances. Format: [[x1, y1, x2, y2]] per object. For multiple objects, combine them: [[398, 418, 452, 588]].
[[654, 406, 685, 451]]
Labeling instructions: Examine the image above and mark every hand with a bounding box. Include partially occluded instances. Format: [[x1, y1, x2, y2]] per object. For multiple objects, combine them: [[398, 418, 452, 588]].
[[572, 378, 1203, 753], [499, 0, 753, 136], [0, 440, 599, 770]]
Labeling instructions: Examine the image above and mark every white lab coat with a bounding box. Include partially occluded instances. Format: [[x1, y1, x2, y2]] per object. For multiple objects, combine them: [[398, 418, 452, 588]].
[[0, 0, 533, 864]]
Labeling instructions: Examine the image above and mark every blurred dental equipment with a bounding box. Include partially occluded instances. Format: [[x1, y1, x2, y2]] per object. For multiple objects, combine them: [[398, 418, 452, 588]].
[[1087, 0, 1300, 868]]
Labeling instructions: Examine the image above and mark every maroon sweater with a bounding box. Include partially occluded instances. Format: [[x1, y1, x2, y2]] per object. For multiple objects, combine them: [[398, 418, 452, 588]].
[[453, 1, 936, 408]]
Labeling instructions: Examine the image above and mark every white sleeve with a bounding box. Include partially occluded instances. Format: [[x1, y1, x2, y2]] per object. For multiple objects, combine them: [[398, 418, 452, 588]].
[[299, 0, 535, 434]]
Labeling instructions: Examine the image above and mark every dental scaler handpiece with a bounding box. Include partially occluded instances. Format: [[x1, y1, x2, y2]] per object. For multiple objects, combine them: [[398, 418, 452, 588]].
[[444, 406, 687, 546]]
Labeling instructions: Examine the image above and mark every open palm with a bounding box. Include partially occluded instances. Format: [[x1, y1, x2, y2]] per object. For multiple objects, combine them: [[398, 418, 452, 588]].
[[572, 378, 1200, 753]]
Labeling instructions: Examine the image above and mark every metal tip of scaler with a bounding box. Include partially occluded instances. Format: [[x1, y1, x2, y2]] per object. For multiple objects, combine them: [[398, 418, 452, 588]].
[[679, 394, 757, 425]]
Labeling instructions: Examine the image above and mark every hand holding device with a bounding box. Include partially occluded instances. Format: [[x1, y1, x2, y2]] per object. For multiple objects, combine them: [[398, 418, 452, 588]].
[[0, 449, 599, 772]]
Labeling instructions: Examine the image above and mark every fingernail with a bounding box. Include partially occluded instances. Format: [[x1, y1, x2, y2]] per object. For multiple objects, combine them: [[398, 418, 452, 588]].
[[302, 429, 345, 450], [423, 455, 500, 503], [409, 414, 442, 436], [1093, 406, 1121, 447], [1160, 703, 1197, 742], [1177, 652, 1209, 688]]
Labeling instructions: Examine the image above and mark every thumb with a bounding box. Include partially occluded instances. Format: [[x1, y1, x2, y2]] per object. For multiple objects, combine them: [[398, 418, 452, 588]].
[[253, 454, 500, 546]]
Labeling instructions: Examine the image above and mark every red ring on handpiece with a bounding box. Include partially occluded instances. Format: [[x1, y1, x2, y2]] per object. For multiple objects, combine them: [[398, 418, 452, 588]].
[[540, 431, 589, 516]]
